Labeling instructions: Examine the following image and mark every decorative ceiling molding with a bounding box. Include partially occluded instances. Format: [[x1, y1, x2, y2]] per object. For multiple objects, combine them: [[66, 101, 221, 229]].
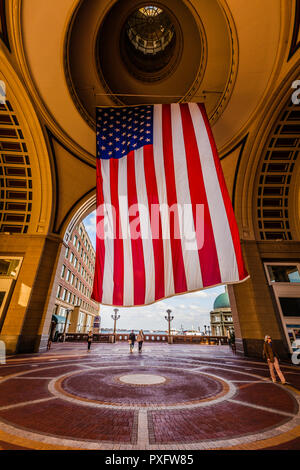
[[0, 98, 32, 234], [288, 0, 300, 61], [0, 0, 10, 51], [220, 134, 249, 211], [9, 0, 96, 163], [254, 100, 299, 241], [46, 127, 96, 235]]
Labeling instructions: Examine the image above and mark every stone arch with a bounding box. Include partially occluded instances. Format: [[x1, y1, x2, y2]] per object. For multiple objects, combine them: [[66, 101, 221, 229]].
[[0, 48, 53, 235], [253, 99, 300, 242], [63, 192, 96, 244], [233, 63, 300, 242]]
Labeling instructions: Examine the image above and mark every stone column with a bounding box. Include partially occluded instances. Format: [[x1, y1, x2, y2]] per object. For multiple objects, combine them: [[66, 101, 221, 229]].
[[0, 234, 63, 354], [228, 240, 290, 359], [68, 306, 80, 333]]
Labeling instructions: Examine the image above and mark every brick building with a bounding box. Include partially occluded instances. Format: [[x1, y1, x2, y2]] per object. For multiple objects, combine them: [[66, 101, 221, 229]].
[[51, 221, 100, 339]]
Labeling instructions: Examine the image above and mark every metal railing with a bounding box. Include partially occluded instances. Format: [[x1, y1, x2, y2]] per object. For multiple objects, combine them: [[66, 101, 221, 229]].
[[172, 335, 228, 345], [115, 333, 167, 342], [60, 333, 228, 345], [62, 333, 113, 343]]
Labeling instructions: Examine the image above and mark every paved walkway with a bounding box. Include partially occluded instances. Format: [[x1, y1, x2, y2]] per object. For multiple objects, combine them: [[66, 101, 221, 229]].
[[0, 342, 300, 450]]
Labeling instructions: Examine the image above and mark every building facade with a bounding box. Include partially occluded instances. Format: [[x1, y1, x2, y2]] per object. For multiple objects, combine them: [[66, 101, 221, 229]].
[[210, 290, 234, 337], [51, 222, 100, 339]]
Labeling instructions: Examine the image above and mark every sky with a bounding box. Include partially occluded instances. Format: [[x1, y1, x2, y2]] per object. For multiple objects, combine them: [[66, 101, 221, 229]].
[[83, 211, 225, 332]]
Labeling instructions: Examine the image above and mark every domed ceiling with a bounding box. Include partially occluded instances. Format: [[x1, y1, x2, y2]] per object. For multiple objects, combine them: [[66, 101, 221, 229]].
[[66, 0, 234, 129], [17, 0, 287, 160]]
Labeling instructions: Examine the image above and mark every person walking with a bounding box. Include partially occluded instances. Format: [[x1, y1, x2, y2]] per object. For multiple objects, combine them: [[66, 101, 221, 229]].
[[228, 330, 236, 354], [47, 320, 56, 350], [263, 335, 286, 384], [137, 330, 144, 353], [129, 330, 136, 353], [87, 330, 93, 351], [47, 336, 52, 350]]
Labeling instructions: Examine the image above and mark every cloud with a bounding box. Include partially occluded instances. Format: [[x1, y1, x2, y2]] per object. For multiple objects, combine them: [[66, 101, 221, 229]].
[[83, 212, 97, 249]]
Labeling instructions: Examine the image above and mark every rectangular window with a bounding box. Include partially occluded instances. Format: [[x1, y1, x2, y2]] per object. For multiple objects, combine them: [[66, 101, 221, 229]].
[[67, 291, 71, 303], [74, 257, 78, 268], [267, 265, 300, 283], [71, 273, 75, 285], [62, 289, 67, 301], [61, 265, 66, 278], [70, 252, 74, 263], [73, 235, 78, 246], [279, 297, 300, 317], [0, 258, 22, 277], [56, 285, 61, 298], [65, 247, 69, 258], [66, 269, 71, 282]]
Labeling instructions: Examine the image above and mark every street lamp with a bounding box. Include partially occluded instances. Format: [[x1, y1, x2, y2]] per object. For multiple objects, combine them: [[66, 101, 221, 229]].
[[111, 308, 120, 336], [204, 325, 207, 335], [165, 309, 174, 337]]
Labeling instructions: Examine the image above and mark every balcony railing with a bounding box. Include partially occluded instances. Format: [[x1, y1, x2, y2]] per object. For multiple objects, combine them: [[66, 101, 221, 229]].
[[59, 333, 228, 345], [172, 335, 228, 345]]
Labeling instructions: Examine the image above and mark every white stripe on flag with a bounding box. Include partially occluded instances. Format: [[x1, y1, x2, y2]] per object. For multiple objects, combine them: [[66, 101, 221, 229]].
[[153, 104, 175, 298], [188, 103, 239, 282], [135, 147, 156, 304], [170, 104, 203, 291], [100, 159, 114, 304], [118, 158, 134, 306]]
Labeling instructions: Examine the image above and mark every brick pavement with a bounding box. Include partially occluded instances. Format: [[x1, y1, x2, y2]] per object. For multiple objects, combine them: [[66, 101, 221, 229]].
[[0, 342, 299, 450]]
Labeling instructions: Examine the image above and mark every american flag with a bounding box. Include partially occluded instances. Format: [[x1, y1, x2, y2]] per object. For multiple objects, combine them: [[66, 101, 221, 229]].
[[92, 103, 248, 306]]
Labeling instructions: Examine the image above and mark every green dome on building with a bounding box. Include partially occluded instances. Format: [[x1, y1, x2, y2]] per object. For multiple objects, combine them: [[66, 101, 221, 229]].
[[213, 291, 230, 310]]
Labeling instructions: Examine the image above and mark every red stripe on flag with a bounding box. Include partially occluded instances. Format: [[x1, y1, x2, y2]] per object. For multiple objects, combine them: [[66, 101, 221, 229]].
[[143, 145, 165, 301], [110, 158, 124, 305], [198, 104, 248, 280], [91, 159, 105, 302], [180, 104, 221, 287], [127, 151, 146, 305], [162, 104, 188, 294]]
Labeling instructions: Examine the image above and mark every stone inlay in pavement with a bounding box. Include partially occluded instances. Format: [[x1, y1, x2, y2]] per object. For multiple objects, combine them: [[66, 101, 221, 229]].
[[118, 374, 167, 385], [0, 343, 299, 450]]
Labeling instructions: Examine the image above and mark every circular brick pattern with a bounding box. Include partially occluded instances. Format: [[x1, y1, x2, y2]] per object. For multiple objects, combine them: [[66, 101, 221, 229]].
[[0, 343, 299, 450], [54, 366, 229, 407]]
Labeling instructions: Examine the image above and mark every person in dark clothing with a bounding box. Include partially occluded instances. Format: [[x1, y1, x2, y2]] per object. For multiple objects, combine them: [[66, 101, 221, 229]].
[[87, 330, 93, 351], [129, 330, 136, 353], [47, 320, 56, 350], [263, 335, 286, 384]]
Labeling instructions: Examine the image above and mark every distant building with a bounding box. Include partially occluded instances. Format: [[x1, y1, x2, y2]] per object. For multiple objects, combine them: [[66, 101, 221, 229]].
[[210, 288, 233, 337], [51, 221, 100, 338]]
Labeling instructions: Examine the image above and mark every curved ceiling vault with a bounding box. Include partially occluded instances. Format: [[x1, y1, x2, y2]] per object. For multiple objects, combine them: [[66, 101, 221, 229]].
[[15, 0, 289, 160]]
